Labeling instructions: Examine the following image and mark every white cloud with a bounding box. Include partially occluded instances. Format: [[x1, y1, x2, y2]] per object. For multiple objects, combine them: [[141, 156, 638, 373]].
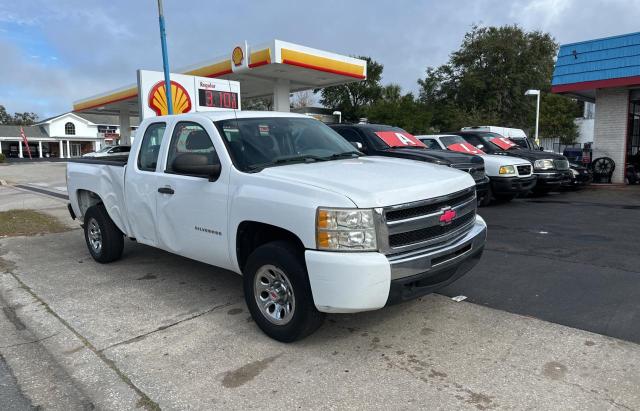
[[0, 0, 639, 117]]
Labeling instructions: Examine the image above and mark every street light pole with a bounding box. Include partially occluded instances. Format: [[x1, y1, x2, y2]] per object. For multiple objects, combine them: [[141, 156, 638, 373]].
[[525, 89, 541, 146], [157, 0, 173, 115], [534, 91, 540, 146]]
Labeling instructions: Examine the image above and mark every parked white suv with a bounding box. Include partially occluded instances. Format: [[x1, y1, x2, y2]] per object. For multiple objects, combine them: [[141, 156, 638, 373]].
[[67, 111, 487, 341], [419, 134, 536, 203], [83, 145, 131, 158]]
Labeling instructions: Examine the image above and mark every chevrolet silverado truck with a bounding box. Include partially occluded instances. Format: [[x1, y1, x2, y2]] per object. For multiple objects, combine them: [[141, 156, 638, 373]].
[[328, 123, 490, 204], [450, 131, 572, 195], [66, 112, 487, 342], [418, 134, 537, 204]]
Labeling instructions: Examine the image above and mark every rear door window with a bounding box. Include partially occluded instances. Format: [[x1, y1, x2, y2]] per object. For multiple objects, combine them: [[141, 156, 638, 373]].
[[137, 122, 167, 171]]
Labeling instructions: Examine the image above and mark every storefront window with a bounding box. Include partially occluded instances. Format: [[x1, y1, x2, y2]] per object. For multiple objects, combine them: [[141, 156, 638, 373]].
[[628, 90, 640, 159]]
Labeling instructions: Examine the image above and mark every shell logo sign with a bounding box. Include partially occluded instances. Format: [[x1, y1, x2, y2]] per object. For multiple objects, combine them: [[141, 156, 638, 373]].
[[148, 80, 192, 116], [232, 46, 244, 66]]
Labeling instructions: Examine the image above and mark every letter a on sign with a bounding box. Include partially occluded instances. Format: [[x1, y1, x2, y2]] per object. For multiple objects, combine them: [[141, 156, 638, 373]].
[[374, 131, 426, 148]]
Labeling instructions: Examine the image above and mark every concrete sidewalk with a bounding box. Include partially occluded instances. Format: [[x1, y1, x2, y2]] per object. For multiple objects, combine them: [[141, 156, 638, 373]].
[[1, 230, 638, 410]]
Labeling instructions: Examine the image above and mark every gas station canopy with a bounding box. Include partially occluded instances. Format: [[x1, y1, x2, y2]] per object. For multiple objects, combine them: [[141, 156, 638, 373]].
[[73, 39, 367, 116]]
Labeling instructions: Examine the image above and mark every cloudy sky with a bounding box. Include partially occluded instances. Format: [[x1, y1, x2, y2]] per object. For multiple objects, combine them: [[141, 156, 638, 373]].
[[0, 0, 638, 117]]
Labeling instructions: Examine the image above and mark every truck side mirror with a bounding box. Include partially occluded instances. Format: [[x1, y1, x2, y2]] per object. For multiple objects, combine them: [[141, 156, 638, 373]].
[[350, 141, 364, 151], [172, 153, 222, 181]]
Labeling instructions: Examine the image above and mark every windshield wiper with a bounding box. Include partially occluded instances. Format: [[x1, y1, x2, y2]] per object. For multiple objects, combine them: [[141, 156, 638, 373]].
[[274, 155, 326, 164], [322, 151, 361, 160]]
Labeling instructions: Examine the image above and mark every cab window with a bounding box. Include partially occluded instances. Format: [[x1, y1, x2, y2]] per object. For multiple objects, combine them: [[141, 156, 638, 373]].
[[137, 122, 166, 171], [421, 138, 441, 150], [166, 122, 217, 174], [335, 128, 364, 144]]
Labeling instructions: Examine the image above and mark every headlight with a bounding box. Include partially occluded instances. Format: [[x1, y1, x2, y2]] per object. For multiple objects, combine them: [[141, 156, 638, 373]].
[[499, 165, 516, 175], [570, 168, 579, 177], [534, 159, 555, 170], [316, 208, 377, 251]]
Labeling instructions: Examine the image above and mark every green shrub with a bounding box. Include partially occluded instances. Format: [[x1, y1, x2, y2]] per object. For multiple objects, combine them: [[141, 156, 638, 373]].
[[0, 153, 5, 163]]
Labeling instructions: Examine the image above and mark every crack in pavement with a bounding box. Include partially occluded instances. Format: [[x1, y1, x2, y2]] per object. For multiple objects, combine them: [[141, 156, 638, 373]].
[[4, 270, 162, 411], [99, 300, 238, 353], [0, 332, 60, 350]]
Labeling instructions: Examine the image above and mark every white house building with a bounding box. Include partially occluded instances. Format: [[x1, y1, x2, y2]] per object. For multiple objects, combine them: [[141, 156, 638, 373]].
[[0, 112, 138, 159]]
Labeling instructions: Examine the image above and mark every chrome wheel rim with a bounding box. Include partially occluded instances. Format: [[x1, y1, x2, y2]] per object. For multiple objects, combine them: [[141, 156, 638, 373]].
[[87, 218, 102, 254], [253, 265, 296, 325]]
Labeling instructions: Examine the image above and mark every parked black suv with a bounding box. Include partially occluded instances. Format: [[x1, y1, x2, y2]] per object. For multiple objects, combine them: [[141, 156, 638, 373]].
[[329, 123, 490, 203], [450, 131, 572, 194]]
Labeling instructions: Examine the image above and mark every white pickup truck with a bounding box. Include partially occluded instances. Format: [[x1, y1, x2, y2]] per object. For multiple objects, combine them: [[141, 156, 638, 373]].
[[67, 111, 487, 341], [418, 134, 537, 204]]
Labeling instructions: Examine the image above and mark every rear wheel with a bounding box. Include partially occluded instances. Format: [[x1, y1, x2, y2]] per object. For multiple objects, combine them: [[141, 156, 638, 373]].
[[83, 204, 124, 263], [243, 241, 324, 342]]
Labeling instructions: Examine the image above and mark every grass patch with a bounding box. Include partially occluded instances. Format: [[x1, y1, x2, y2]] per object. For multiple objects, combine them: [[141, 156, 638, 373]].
[[0, 209, 70, 237]]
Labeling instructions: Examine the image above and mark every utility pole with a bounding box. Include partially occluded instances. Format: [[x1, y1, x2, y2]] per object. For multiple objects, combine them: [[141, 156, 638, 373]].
[[157, 0, 173, 114]]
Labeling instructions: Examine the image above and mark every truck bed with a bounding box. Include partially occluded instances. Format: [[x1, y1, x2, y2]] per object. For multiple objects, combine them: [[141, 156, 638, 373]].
[[67, 155, 129, 167], [66, 157, 131, 236]]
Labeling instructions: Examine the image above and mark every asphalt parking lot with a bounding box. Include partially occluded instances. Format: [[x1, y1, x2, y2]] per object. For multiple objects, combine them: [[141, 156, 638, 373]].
[[441, 187, 640, 343], [1, 162, 639, 410]]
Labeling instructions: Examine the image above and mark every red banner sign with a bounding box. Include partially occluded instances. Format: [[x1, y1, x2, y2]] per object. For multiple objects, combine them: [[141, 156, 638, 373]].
[[447, 142, 484, 155], [19, 126, 32, 159], [490, 137, 517, 150], [374, 131, 426, 148]]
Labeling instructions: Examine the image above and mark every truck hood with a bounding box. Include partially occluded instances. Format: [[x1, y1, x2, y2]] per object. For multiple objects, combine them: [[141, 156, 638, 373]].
[[481, 153, 532, 167], [497, 148, 567, 162], [259, 156, 475, 208], [381, 148, 483, 165]]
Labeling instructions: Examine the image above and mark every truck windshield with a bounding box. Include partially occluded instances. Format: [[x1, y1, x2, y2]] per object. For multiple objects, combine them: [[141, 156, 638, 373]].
[[440, 136, 485, 154], [476, 132, 520, 151], [215, 117, 359, 171]]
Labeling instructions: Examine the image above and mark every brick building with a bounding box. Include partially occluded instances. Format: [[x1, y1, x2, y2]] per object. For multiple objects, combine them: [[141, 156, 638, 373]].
[[552, 32, 640, 183]]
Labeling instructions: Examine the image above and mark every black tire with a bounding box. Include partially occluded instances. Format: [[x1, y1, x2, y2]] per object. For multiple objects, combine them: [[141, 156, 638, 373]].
[[479, 185, 492, 207], [243, 241, 324, 342], [83, 204, 124, 263]]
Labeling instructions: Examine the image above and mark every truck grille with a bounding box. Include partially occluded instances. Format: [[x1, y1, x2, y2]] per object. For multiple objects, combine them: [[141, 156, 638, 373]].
[[389, 212, 475, 248], [383, 188, 477, 252], [451, 163, 485, 182], [554, 159, 569, 170], [516, 165, 532, 176], [386, 191, 475, 222]]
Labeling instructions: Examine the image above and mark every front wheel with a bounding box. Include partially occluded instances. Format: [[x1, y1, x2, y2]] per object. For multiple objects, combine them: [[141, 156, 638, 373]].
[[83, 204, 124, 263], [243, 241, 324, 342], [479, 185, 492, 207]]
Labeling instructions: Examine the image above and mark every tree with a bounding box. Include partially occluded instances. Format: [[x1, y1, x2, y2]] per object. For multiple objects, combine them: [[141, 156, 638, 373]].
[[243, 97, 273, 111], [365, 84, 432, 134], [317, 56, 383, 121], [418, 25, 565, 132], [0, 105, 39, 125], [539, 93, 581, 144], [12, 112, 39, 126], [0, 105, 11, 124], [291, 90, 315, 109]]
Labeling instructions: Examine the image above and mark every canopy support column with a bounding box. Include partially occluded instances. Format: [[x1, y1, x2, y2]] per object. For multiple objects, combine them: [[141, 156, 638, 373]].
[[119, 106, 131, 145], [273, 79, 290, 112]]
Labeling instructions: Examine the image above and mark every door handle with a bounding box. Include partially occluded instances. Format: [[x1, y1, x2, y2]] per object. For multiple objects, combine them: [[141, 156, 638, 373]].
[[158, 187, 174, 195]]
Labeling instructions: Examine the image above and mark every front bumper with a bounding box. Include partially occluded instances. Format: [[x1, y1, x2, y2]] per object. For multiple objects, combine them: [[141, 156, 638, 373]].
[[490, 175, 537, 195], [534, 170, 572, 187], [305, 215, 487, 313]]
